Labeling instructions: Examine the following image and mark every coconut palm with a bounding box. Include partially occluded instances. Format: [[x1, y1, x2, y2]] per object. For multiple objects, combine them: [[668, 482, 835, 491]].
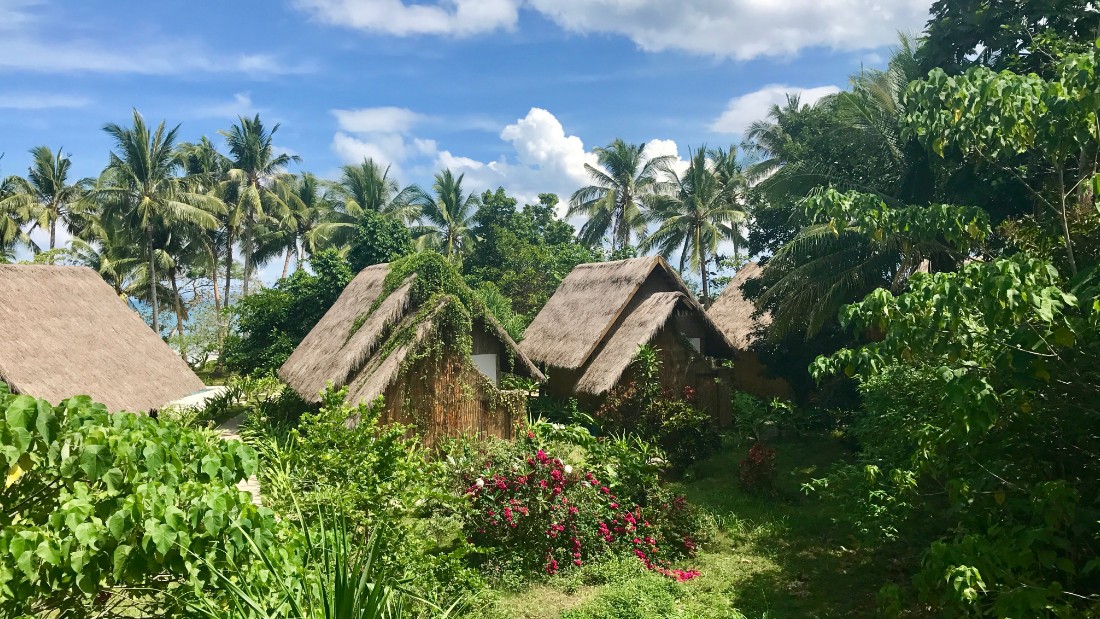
[[177, 137, 232, 311], [220, 115, 300, 296], [0, 146, 91, 249], [409, 169, 479, 261], [641, 146, 748, 301], [98, 110, 224, 333], [333, 159, 420, 221], [0, 175, 34, 261], [568, 139, 675, 251], [256, 172, 334, 278]]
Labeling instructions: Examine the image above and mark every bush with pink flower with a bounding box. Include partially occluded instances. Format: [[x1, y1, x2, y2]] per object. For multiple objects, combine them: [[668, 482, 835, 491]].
[[446, 428, 702, 580]]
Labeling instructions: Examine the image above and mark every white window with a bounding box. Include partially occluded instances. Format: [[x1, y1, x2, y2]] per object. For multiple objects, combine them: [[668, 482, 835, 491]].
[[473, 353, 499, 385], [687, 337, 701, 352]]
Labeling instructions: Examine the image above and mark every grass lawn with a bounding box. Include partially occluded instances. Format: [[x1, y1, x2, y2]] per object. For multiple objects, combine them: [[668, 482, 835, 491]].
[[485, 434, 910, 618]]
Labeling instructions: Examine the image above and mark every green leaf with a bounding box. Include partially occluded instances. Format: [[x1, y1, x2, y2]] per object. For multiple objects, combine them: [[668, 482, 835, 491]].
[[80, 444, 111, 479], [102, 467, 124, 496]]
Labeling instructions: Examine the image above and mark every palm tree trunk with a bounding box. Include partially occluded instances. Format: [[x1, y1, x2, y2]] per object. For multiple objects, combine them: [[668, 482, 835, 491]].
[[146, 224, 159, 334], [224, 228, 234, 306], [281, 245, 292, 279], [242, 218, 252, 297], [295, 240, 304, 271], [49, 212, 57, 250], [170, 267, 188, 361]]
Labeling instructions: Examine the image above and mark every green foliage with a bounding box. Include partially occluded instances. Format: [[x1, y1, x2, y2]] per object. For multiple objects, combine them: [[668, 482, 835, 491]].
[[811, 257, 1100, 616], [224, 250, 353, 374], [0, 382, 278, 617], [347, 209, 413, 272], [595, 347, 721, 471]]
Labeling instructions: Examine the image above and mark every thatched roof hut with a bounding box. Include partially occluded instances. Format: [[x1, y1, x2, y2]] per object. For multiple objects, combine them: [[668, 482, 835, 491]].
[[707, 262, 793, 400], [280, 254, 544, 443], [0, 264, 206, 411], [706, 262, 770, 349], [521, 256, 736, 421]]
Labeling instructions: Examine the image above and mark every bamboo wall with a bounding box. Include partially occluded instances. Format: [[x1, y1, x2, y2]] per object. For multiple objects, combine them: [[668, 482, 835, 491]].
[[381, 349, 525, 446]]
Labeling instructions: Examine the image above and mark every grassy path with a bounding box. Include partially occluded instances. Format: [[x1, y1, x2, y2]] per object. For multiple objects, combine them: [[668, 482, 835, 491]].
[[487, 435, 906, 618]]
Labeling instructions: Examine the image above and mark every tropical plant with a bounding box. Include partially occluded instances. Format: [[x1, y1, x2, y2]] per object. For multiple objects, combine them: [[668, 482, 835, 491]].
[[410, 169, 480, 261], [98, 110, 224, 332], [0, 382, 276, 617], [0, 145, 91, 249], [641, 146, 747, 300], [221, 114, 301, 296], [569, 139, 674, 251], [757, 189, 990, 338]]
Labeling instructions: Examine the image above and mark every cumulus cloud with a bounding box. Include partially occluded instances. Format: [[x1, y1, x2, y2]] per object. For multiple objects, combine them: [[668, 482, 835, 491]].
[[293, 0, 518, 36], [327, 106, 688, 213], [709, 84, 841, 135], [296, 0, 930, 59]]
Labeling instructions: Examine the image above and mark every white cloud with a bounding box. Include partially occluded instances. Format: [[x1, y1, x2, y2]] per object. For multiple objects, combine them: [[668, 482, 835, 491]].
[[528, 0, 931, 59], [0, 4, 309, 75], [332, 107, 425, 134], [293, 0, 518, 36], [194, 92, 261, 119], [331, 131, 412, 172], [709, 84, 841, 135], [643, 139, 689, 177], [296, 0, 930, 59], [0, 92, 91, 109]]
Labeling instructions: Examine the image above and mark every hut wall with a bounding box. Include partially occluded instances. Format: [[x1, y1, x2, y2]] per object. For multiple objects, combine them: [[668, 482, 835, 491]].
[[729, 350, 794, 401], [381, 350, 524, 446]]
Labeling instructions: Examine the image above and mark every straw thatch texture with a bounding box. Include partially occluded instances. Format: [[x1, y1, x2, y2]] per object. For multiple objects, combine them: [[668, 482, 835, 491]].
[[574, 292, 737, 396], [707, 262, 770, 349], [575, 292, 683, 395], [0, 265, 205, 412], [520, 256, 693, 370], [278, 264, 392, 401]]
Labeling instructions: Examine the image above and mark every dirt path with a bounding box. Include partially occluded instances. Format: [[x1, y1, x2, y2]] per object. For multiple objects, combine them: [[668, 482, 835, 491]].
[[218, 413, 263, 506]]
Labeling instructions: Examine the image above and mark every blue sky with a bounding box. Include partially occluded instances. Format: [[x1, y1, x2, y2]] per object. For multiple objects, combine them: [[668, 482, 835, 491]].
[[2, 0, 933, 249]]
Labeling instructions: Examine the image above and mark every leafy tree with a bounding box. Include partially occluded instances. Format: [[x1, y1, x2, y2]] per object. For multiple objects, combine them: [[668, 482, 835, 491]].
[[221, 115, 300, 296], [331, 158, 420, 223], [906, 48, 1100, 275], [918, 0, 1100, 75], [812, 257, 1100, 616], [568, 139, 674, 251], [346, 209, 414, 272], [409, 169, 480, 262], [223, 250, 353, 374], [757, 189, 990, 338], [0, 146, 91, 250], [98, 110, 223, 333]]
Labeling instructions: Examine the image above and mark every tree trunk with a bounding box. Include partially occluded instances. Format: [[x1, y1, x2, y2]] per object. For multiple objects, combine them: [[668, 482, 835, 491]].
[[146, 225, 159, 334], [170, 267, 188, 361], [242, 217, 252, 297], [295, 240, 304, 271], [224, 228, 234, 307], [1057, 165, 1078, 276], [281, 245, 292, 279], [49, 217, 56, 250]]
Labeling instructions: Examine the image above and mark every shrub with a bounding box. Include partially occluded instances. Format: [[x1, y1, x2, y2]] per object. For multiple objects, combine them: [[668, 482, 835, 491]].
[[738, 443, 777, 494], [0, 383, 280, 617], [446, 429, 701, 580], [595, 347, 720, 471]]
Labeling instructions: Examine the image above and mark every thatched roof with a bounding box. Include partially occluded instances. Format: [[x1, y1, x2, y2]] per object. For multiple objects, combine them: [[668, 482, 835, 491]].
[[574, 291, 733, 396], [279, 262, 544, 404], [520, 256, 695, 370], [0, 265, 205, 411], [707, 262, 771, 349]]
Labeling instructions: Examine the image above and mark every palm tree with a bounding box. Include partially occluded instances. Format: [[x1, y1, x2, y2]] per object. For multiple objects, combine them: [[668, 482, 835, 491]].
[[220, 115, 300, 296], [0, 175, 34, 261], [98, 110, 224, 333], [641, 146, 748, 301], [177, 137, 232, 311], [409, 169, 479, 261], [68, 211, 144, 297], [708, 146, 750, 260], [333, 159, 420, 221], [258, 172, 333, 278], [568, 139, 675, 252], [0, 146, 90, 249]]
